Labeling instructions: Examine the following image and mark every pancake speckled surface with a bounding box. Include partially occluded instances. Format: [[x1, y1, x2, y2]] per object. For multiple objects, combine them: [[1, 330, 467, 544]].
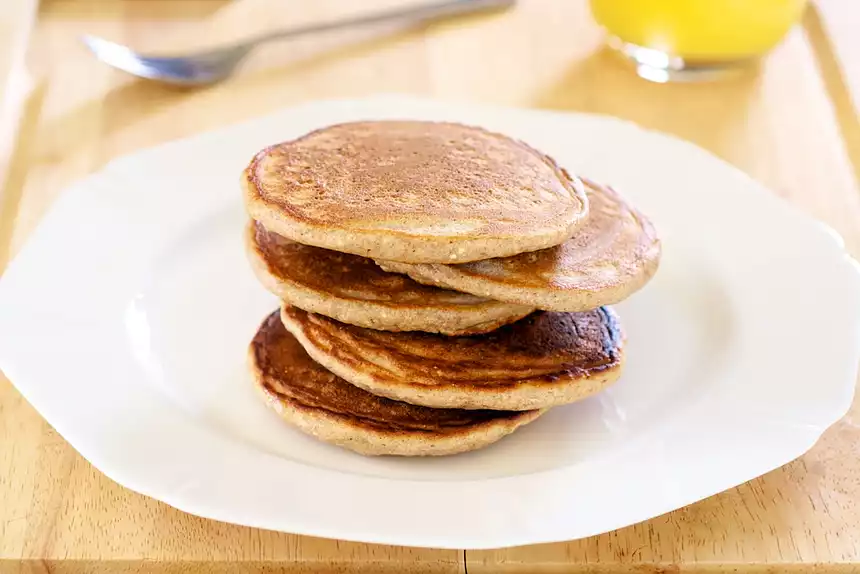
[[280, 305, 625, 411], [243, 121, 589, 263], [378, 179, 661, 311], [246, 221, 533, 334], [249, 311, 542, 456]]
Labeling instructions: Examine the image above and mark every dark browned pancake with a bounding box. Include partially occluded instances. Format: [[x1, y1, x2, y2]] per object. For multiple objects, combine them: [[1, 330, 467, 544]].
[[242, 121, 589, 263], [280, 305, 625, 411], [249, 311, 543, 456], [246, 222, 533, 335]]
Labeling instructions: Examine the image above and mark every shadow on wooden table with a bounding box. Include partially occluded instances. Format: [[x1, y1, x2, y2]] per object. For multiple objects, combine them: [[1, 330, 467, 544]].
[[38, 0, 230, 21], [31, 23, 430, 176], [28, 78, 192, 171], [533, 46, 762, 169], [0, 82, 48, 273]]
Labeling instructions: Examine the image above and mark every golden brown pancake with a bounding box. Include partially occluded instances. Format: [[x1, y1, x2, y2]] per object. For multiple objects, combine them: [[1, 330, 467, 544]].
[[245, 221, 533, 335], [249, 311, 543, 456], [243, 121, 589, 263], [280, 305, 625, 411], [378, 180, 661, 311]]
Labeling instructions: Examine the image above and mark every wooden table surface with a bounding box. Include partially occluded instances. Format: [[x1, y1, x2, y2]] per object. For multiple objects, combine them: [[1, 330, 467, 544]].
[[2, 0, 860, 572]]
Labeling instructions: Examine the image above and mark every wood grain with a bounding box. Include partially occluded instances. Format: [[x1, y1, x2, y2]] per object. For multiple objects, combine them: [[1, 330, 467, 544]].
[[814, 0, 860, 114], [0, 0, 39, 263], [806, 1, 860, 190], [1, 0, 860, 572]]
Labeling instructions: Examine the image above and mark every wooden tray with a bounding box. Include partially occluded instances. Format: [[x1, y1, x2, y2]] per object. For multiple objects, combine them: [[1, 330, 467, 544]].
[[1, 1, 859, 571]]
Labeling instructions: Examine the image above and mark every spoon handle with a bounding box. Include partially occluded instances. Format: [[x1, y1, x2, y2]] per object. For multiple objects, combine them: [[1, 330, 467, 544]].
[[248, 0, 515, 47]]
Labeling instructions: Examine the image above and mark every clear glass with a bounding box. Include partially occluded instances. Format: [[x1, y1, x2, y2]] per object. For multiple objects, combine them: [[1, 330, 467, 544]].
[[589, 0, 809, 82]]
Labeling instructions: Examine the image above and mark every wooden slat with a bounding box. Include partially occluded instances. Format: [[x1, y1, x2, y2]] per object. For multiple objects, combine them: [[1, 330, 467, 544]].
[[0, 0, 39, 254], [0, 0, 37, 115], [814, 0, 860, 116], [806, 0, 860, 188]]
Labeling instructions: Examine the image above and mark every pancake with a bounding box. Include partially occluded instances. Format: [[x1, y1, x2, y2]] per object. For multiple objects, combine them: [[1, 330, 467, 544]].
[[249, 311, 542, 456], [280, 305, 625, 411], [246, 221, 534, 335], [378, 180, 661, 311], [243, 121, 589, 263]]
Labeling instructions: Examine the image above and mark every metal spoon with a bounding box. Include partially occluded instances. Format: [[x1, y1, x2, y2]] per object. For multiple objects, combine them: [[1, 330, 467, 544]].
[[82, 0, 514, 86]]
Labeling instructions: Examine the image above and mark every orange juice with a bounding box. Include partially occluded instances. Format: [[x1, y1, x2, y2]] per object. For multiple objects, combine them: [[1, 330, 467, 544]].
[[590, 0, 807, 62]]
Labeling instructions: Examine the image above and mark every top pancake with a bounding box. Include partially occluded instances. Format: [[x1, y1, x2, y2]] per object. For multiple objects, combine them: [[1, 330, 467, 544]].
[[378, 180, 661, 311], [243, 121, 589, 263]]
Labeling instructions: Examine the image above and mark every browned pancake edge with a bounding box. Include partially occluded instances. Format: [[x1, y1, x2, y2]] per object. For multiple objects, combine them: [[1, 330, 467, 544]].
[[280, 305, 625, 411], [377, 179, 661, 311], [249, 311, 543, 456], [245, 221, 534, 335], [243, 121, 588, 263]]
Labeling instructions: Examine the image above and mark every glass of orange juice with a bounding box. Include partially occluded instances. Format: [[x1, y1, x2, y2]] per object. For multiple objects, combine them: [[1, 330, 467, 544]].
[[589, 0, 808, 82]]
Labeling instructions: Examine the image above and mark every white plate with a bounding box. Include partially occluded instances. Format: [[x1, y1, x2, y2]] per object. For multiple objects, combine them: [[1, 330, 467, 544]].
[[1, 96, 859, 549]]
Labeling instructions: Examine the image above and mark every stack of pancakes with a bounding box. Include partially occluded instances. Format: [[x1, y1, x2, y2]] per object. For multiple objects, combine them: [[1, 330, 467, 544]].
[[242, 121, 661, 456]]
